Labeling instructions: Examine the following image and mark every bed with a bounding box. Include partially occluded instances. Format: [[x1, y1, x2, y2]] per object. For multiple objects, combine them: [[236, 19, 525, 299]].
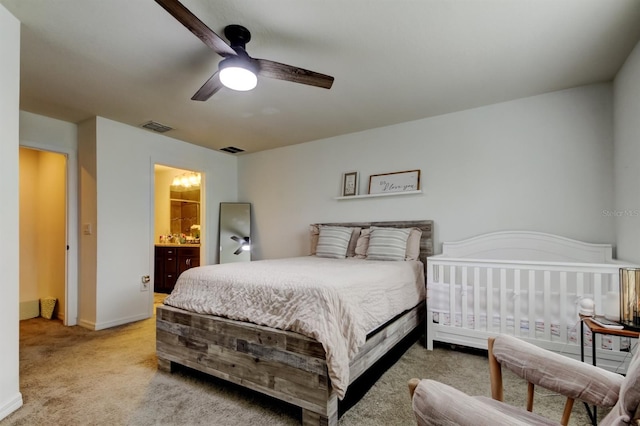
[[426, 230, 638, 372], [156, 220, 433, 425]]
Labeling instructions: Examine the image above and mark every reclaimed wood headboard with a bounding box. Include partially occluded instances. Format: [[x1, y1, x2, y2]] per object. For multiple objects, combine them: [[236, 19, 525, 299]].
[[316, 220, 434, 264]]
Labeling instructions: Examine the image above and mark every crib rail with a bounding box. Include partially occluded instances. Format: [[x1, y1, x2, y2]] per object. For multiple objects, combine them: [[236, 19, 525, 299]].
[[426, 256, 636, 369]]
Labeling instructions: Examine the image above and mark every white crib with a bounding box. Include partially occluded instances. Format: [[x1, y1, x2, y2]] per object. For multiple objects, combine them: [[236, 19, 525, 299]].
[[426, 231, 638, 372]]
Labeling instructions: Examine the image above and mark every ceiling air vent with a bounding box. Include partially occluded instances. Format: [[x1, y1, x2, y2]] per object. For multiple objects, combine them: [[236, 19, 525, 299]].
[[220, 146, 245, 154], [141, 121, 172, 133]]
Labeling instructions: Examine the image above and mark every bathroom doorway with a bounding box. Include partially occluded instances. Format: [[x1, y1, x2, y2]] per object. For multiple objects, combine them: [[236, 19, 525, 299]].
[[153, 165, 203, 296], [19, 147, 67, 323]]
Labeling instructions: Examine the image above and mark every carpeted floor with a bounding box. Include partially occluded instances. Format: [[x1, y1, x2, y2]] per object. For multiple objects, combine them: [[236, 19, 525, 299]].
[[1, 295, 605, 425]]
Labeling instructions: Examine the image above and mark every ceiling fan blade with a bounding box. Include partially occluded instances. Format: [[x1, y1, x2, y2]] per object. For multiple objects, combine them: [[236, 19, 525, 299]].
[[191, 71, 223, 101], [155, 0, 236, 57], [230, 235, 241, 242], [233, 247, 243, 255], [255, 59, 334, 89]]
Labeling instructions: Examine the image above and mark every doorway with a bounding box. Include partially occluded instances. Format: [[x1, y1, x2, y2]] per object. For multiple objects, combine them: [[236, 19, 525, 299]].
[[19, 147, 67, 322], [153, 165, 203, 296]]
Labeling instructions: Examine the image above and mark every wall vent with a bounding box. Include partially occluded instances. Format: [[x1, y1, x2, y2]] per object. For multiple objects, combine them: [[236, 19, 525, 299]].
[[220, 146, 245, 154], [141, 120, 173, 133]]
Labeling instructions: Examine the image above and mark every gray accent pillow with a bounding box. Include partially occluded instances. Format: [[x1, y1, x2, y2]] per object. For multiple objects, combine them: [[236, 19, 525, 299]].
[[315, 226, 353, 258], [310, 225, 361, 256], [366, 227, 412, 261]]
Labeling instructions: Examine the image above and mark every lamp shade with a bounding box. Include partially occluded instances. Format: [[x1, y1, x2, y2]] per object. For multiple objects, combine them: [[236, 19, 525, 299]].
[[620, 267, 640, 330]]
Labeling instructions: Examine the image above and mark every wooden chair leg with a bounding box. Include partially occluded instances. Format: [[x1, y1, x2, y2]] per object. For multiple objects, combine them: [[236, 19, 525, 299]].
[[408, 378, 420, 399], [488, 337, 504, 401], [527, 382, 534, 412], [560, 397, 574, 426]]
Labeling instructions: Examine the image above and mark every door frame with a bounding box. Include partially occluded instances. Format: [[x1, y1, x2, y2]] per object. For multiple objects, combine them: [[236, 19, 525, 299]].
[[149, 158, 205, 315], [19, 142, 78, 326]]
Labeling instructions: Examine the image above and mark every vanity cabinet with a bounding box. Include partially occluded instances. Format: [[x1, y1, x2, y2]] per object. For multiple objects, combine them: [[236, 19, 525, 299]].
[[154, 245, 200, 293], [177, 246, 200, 274]]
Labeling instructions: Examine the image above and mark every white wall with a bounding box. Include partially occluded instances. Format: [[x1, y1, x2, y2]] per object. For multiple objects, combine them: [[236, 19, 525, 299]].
[[614, 39, 640, 264], [154, 168, 174, 241], [19, 149, 40, 305], [239, 84, 615, 259], [37, 151, 67, 316], [20, 111, 78, 151], [78, 118, 98, 328], [79, 117, 237, 330], [0, 3, 23, 420]]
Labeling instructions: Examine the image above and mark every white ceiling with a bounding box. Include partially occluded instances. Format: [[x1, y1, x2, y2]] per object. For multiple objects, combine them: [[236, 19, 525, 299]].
[[3, 0, 640, 154]]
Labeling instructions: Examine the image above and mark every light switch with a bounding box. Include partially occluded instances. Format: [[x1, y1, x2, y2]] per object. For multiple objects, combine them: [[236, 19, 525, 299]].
[[83, 223, 92, 235]]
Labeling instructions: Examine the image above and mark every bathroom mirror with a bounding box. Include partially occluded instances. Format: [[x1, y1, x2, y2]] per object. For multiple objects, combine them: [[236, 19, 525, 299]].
[[219, 203, 251, 263], [170, 185, 200, 238]]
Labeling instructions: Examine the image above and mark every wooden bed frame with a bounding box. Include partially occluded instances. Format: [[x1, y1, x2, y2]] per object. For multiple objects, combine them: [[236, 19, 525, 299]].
[[156, 220, 433, 425]]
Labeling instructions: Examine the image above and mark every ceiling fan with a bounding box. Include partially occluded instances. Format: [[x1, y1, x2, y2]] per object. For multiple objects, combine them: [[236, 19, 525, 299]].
[[155, 0, 335, 100], [230, 235, 251, 255]]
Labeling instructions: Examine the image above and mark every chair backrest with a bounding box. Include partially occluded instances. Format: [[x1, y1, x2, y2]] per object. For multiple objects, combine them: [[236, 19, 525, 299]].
[[601, 347, 640, 425]]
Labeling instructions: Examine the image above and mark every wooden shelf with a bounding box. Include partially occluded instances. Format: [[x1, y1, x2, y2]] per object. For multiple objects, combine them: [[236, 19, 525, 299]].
[[334, 190, 422, 200]]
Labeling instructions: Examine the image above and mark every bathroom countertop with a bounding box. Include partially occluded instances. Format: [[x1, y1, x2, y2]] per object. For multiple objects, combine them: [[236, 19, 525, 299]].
[[155, 243, 201, 247]]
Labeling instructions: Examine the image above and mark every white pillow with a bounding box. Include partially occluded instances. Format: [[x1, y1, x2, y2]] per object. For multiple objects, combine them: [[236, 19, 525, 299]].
[[315, 226, 353, 259], [366, 227, 412, 261], [354, 228, 372, 259], [405, 228, 423, 261], [309, 224, 320, 255]]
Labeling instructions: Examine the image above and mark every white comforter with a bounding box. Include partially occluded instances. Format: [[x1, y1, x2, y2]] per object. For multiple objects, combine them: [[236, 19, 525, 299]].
[[164, 256, 425, 398]]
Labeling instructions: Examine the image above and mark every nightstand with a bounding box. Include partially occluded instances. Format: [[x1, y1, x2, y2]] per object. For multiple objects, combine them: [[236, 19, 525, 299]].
[[580, 317, 639, 425]]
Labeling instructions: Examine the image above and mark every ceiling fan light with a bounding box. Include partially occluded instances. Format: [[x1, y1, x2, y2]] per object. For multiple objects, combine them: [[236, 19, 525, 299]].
[[220, 66, 257, 91], [219, 56, 258, 91]]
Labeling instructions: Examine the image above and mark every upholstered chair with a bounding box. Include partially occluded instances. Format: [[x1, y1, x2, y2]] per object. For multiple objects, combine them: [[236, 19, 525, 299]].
[[409, 334, 640, 425]]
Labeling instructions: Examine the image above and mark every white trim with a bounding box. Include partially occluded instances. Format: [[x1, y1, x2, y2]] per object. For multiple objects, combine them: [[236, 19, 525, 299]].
[[147, 159, 155, 317], [19, 141, 79, 326], [77, 319, 96, 330], [93, 313, 151, 331], [0, 392, 23, 420]]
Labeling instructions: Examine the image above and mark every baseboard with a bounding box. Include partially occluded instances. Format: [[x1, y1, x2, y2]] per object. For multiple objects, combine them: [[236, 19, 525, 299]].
[[19, 300, 39, 320], [0, 392, 23, 421], [78, 312, 151, 331], [77, 318, 97, 330], [94, 313, 151, 330]]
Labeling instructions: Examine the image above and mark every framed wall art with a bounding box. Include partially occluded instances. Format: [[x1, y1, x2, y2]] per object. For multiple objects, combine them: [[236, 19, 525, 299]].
[[368, 169, 420, 195], [341, 171, 359, 196]]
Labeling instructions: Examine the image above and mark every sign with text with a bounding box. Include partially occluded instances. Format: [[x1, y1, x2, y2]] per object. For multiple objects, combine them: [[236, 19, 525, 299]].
[[368, 170, 421, 194]]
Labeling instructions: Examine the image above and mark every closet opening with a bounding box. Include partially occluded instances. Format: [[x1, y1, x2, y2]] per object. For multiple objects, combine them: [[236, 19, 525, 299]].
[[19, 147, 67, 324]]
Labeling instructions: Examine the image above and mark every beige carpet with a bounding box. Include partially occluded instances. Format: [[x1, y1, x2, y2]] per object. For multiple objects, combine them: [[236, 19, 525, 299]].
[[1, 297, 605, 425]]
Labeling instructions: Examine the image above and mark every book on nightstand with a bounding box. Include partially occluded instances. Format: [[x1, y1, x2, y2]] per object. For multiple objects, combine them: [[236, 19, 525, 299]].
[[590, 316, 624, 330]]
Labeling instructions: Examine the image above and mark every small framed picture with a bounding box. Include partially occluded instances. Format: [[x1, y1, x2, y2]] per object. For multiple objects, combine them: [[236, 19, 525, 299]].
[[342, 171, 359, 196]]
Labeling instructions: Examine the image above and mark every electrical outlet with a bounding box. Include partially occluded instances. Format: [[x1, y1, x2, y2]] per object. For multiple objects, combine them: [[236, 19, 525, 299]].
[[140, 275, 150, 292]]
